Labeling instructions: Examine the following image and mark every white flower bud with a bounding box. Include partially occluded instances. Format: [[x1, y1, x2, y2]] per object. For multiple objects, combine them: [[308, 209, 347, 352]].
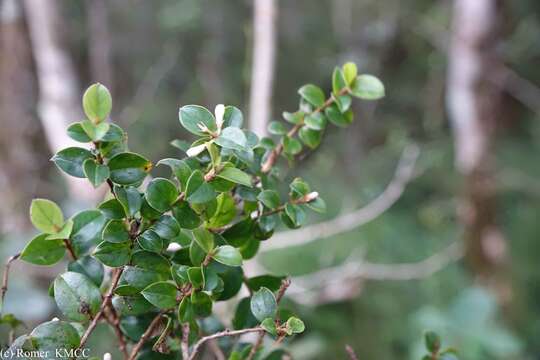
[[103, 353, 112, 360], [186, 143, 207, 157], [167, 242, 182, 252], [215, 104, 225, 131]]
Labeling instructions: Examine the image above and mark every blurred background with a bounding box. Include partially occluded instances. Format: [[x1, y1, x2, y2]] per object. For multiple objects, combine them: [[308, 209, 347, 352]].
[[0, 0, 539, 359]]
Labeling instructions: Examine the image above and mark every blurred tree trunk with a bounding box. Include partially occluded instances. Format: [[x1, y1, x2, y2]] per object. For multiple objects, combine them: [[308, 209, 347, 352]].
[[86, 0, 113, 92], [447, 0, 509, 296], [0, 0, 45, 233], [248, 0, 277, 138], [23, 0, 100, 203]]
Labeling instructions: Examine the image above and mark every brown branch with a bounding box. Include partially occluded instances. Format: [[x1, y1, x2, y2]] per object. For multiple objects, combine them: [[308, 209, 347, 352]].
[[78, 267, 124, 350], [262, 144, 420, 251], [181, 322, 190, 360], [188, 328, 265, 360], [260, 88, 349, 173], [63, 239, 77, 260], [128, 312, 164, 360], [0, 253, 20, 314], [345, 345, 359, 360], [104, 305, 128, 359]]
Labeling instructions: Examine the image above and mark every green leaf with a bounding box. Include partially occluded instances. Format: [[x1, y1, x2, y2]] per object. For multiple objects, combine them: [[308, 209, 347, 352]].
[[179, 105, 217, 136], [233, 297, 259, 330], [250, 287, 277, 322], [20, 234, 65, 265], [304, 112, 326, 131], [306, 197, 326, 213], [257, 190, 280, 209], [178, 296, 195, 323], [298, 127, 322, 149], [30, 320, 80, 355], [298, 84, 325, 107], [121, 251, 171, 292], [81, 120, 110, 141], [425, 331, 441, 352], [282, 111, 304, 124], [30, 198, 64, 234], [115, 186, 142, 217], [70, 210, 107, 256], [151, 215, 180, 240], [185, 170, 217, 204], [101, 123, 125, 142], [221, 219, 254, 247], [171, 264, 189, 286], [245, 275, 284, 292], [108, 152, 152, 185], [83, 83, 112, 122], [112, 295, 156, 316], [192, 227, 215, 253], [98, 199, 126, 219], [191, 291, 212, 317], [215, 127, 248, 151], [156, 158, 192, 190], [52, 147, 94, 178], [289, 177, 310, 198], [54, 272, 101, 322], [137, 230, 164, 253], [216, 167, 252, 187], [284, 203, 307, 228], [93, 241, 131, 267], [283, 137, 302, 155], [223, 105, 244, 128], [332, 67, 347, 95], [342, 62, 357, 85], [187, 267, 205, 289], [285, 317, 305, 334], [45, 219, 73, 240], [325, 105, 353, 127], [102, 219, 130, 243], [67, 122, 91, 143], [213, 245, 243, 267], [67, 256, 104, 287], [268, 121, 287, 135], [351, 74, 385, 100], [334, 94, 352, 113], [145, 178, 179, 212], [261, 318, 277, 336], [141, 281, 177, 309], [83, 159, 110, 188], [172, 202, 201, 229]]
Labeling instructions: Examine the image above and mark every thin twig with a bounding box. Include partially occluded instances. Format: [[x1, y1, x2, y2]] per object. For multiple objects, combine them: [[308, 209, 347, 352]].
[[78, 267, 124, 350], [208, 339, 226, 360], [63, 239, 77, 260], [0, 253, 20, 314], [188, 328, 265, 360], [128, 312, 164, 360], [104, 305, 129, 359], [262, 144, 420, 251], [345, 345, 359, 360], [181, 322, 190, 360]]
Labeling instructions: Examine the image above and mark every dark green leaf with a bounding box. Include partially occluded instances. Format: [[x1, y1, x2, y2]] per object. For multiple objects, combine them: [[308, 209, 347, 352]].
[[67, 256, 104, 287], [284, 203, 307, 228], [54, 272, 101, 322], [93, 241, 131, 267], [30, 198, 64, 234], [112, 295, 156, 316], [298, 127, 322, 149], [179, 105, 217, 136], [325, 105, 353, 127], [223, 106, 243, 128], [191, 291, 212, 317], [141, 282, 177, 309], [115, 186, 142, 217], [246, 275, 284, 292], [52, 147, 93, 178], [185, 170, 216, 204], [151, 215, 180, 240], [250, 287, 277, 322], [145, 178, 179, 212], [215, 127, 248, 151], [298, 84, 325, 107], [221, 219, 254, 247], [101, 123, 125, 142], [216, 167, 252, 187], [207, 193, 236, 228], [190, 240, 206, 266], [156, 158, 192, 190], [283, 137, 302, 155], [70, 210, 107, 256], [137, 230, 164, 253], [233, 297, 258, 330], [178, 296, 195, 323], [98, 199, 126, 219], [29, 320, 80, 354], [83, 83, 112, 122], [102, 219, 130, 243], [67, 122, 91, 143], [171, 201, 201, 229], [108, 152, 152, 185], [304, 112, 326, 131], [188, 267, 205, 289], [83, 159, 109, 188], [257, 190, 281, 209], [192, 227, 215, 253], [20, 234, 65, 266], [334, 94, 352, 113], [332, 67, 347, 95]]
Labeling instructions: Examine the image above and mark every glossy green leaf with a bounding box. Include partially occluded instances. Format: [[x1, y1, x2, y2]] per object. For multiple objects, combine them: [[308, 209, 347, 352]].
[[250, 287, 277, 322], [268, 121, 287, 135], [215, 127, 248, 151], [233, 297, 259, 330], [325, 105, 353, 127], [285, 317, 305, 334], [81, 120, 110, 141], [298, 84, 325, 107], [283, 137, 302, 155], [83, 83, 112, 122], [93, 241, 131, 267], [108, 152, 152, 185], [246, 275, 284, 292], [185, 170, 216, 204], [115, 186, 142, 217], [192, 227, 215, 253], [45, 219, 73, 240], [257, 190, 280, 209], [70, 210, 107, 256], [216, 167, 252, 187], [179, 105, 217, 136], [83, 159, 109, 188], [67, 122, 91, 143], [20, 234, 65, 266], [334, 94, 352, 113], [298, 127, 322, 149], [187, 267, 205, 289], [137, 230, 164, 253], [284, 203, 307, 228], [207, 193, 236, 228], [223, 105, 243, 128], [98, 199, 126, 219], [54, 272, 101, 322], [52, 147, 93, 178], [171, 201, 201, 229], [261, 318, 277, 336], [101, 123, 125, 142], [112, 295, 156, 316], [67, 256, 104, 287], [102, 219, 129, 243], [145, 178, 178, 212], [151, 215, 180, 240], [213, 245, 242, 267], [304, 112, 326, 131], [178, 296, 195, 323], [29, 320, 80, 355], [351, 74, 385, 100], [191, 291, 212, 317], [141, 282, 177, 309], [30, 198, 64, 234], [156, 158, 192, 190], [282, 111, 304, 124], [332, 67, 347, 95]]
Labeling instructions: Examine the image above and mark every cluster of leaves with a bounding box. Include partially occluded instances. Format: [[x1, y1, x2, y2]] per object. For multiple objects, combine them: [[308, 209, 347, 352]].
[[2, 62, 384, 359], [423, 331, 459, 360]]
